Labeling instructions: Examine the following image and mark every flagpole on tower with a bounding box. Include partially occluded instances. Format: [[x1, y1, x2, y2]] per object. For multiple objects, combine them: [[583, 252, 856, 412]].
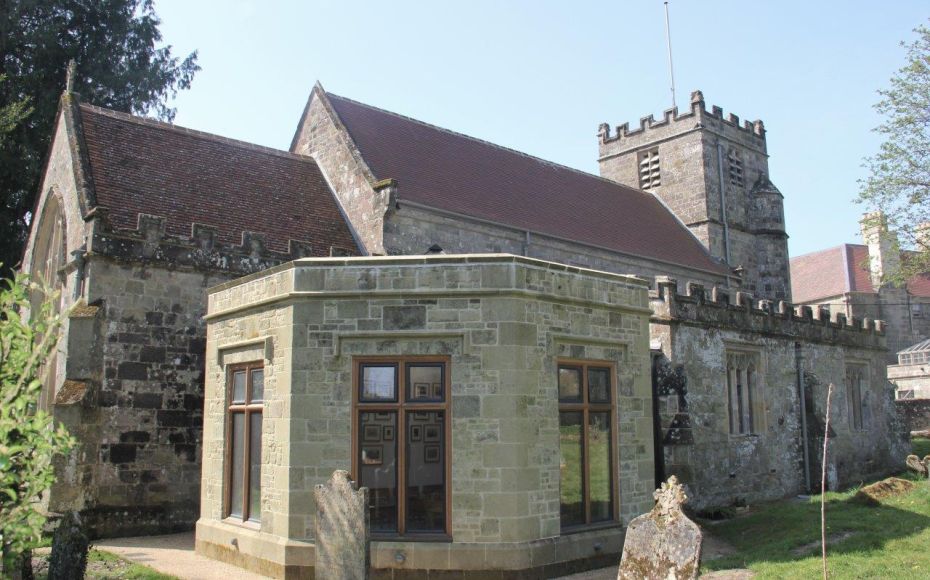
[[664, 1, 677, 109]]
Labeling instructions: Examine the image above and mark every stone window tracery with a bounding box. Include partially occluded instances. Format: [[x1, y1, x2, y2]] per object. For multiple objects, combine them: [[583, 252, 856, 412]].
[[846, 364, 868, 431], [726, 351, 757, 435]]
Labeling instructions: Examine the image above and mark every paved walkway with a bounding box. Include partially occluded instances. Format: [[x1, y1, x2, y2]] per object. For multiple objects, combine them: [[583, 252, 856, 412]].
[[95, 532, 752, 580], [95, 532, 269, 579]]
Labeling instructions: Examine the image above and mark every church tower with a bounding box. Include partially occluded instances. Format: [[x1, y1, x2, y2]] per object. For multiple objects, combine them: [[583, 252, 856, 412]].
[[597, 90, 791, 301]]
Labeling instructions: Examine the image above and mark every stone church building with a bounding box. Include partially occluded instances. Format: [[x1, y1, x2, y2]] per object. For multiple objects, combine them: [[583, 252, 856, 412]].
[[23, 83, 907, 577]]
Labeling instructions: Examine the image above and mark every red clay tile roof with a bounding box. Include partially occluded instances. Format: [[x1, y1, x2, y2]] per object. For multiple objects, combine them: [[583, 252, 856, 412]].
[[325, 93, 728, 275], [78, 103, 358, 256], [791, 243, 930, 302]]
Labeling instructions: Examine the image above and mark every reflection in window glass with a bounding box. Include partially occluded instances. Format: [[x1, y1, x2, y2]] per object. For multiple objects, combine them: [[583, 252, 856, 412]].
[[406, 411, 445, 532], [559, 367, 582, 401], [559, 411, 584, 527], [361, 365, 397, 401], [358, 411, 398, 532], [229, 414, 245, 518], [232, 371, 246, 404], [407, 364, 444, 401], [248, 414, 262, 522], [588, 368, 611, 403], [251, 369, 264, 402], [589, 412, 612, 522]]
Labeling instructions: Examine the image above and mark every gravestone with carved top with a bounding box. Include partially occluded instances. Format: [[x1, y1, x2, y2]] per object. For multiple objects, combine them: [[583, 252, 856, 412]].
[[314, 470, 370, 580], [617, 476, 702, 580]]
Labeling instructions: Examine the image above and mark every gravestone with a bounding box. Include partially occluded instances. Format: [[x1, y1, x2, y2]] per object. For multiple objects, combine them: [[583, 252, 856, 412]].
[[315, 470, 370, 580], [617, 476, 702, 580], [905, 454, 930, 478]]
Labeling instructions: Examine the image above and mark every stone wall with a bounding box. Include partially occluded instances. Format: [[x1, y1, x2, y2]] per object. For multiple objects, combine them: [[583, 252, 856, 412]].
[[383, 203, 729, 288], [896, 399, 930, 433], [650, 278, 909, 509], [291, 86, 387, 255], [197, 255, 655, 578], [597, 91, 791, 302]]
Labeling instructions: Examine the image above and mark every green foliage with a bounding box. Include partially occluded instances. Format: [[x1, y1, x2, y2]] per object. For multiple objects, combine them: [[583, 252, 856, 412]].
[[0, 75, 31, 138], [0, 270, 75, 573], [0, 0, 199, 276], [859, 22, 930, 284]]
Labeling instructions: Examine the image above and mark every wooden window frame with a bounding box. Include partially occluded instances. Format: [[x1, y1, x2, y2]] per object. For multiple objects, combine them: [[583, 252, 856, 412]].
[[557, 359, 620, 532], [224, 362, 264, 526], [351, 356, 452, 541]]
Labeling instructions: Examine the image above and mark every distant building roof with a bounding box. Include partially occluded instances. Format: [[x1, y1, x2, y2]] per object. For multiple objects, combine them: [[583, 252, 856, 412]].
[[791, 243, 930, 303], [77, 103, 359, 256], [324, 92, 729, 276]]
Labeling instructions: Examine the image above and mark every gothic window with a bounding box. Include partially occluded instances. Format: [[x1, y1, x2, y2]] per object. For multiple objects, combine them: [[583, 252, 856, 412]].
[[638, 148, 661, 189], [728, 148, 744, 188], [846, 365, 867, 431], [558, 361, 616, 530], [726, 352, 757, 435], [353, 357, 450, 537], [226, 363, 264, 523], [31, 195, 67, 411]]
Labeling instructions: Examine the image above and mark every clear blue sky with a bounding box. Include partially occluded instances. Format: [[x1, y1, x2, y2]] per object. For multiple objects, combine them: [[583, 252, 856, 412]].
[[153, 0, 928, 258]]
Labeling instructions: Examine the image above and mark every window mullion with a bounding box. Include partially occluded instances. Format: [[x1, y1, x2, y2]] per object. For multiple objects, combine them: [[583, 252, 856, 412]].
[[398, 363, 406, 535], [242, 408, 250, 521]]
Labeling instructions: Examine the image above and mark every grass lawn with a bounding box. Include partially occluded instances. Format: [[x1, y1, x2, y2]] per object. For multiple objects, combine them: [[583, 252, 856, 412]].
[[33, 549, 177, 580], [702, 438, 930, 579]]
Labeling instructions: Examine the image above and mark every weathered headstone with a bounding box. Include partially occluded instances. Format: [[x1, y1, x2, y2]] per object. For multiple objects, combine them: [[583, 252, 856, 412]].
[[314, 470, 370, 580], [905, 454, 930, 478], [618, 476, 702, 580]]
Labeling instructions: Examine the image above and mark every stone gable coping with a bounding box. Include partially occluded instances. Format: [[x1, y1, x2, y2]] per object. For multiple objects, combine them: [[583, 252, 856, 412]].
[[651, 276, 887, 349]]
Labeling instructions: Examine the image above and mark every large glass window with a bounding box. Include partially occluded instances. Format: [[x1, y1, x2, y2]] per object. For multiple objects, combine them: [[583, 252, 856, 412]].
[[558, 362, 616, 530], [226, 363, 263, 523], [354, 358, 449, 537]]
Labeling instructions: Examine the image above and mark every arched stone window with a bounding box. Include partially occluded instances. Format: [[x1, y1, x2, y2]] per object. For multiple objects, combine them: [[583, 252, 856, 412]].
[[726, 351, 758, 435], [30, 194, 67, 411]]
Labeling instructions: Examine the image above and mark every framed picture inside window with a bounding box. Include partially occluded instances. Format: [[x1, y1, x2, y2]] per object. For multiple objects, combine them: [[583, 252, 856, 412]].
[[382, 426, 394, 441], [362, 446, 383, 465], [424, 444, 440, 463], [363, 425, 381, 442], [410, 425, 422, 441], [424, 425, 440, 442]]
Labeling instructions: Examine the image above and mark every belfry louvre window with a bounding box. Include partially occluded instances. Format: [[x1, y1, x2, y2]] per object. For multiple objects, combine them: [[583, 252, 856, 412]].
[[728, 148, 744, 187], [226, 363, 263, 523], [726, 352, 756, 435], [558, 361, 616, 530], [638, 148, 661, 189], [353, 357, 451, 537], [846, 365, 867, 430]]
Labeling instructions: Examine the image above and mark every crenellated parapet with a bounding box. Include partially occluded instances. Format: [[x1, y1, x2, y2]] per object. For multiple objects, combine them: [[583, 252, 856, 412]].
[[88, 210, 356, 275], [598, 90, 766, 151], [650, 277, 886, 349]]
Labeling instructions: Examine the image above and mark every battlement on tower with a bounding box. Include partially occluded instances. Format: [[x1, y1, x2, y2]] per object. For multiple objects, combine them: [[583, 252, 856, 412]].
[[650, 277, 886, 349], [598, 90, 766, 150]]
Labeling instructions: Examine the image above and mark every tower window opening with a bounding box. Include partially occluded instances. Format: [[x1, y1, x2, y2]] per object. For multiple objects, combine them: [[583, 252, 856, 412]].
[[638, 148, 661, 189], [728, 149, 744, 188]]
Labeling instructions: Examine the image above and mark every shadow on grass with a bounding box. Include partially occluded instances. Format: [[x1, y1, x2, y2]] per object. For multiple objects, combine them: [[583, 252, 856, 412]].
[[701, 475, 930, 579]]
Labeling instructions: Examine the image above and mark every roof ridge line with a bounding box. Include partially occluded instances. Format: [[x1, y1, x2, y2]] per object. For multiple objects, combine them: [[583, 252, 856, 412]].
[[790, 243, 862, 261], [326, 92, 655, 196], [78, 103, 321, 165]]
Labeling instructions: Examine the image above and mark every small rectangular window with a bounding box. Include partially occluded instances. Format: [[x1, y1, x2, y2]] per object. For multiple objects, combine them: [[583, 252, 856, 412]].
[[728, 148, 744, 188], [226, 363, 263, 523], [557, 361, 616, 530]]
